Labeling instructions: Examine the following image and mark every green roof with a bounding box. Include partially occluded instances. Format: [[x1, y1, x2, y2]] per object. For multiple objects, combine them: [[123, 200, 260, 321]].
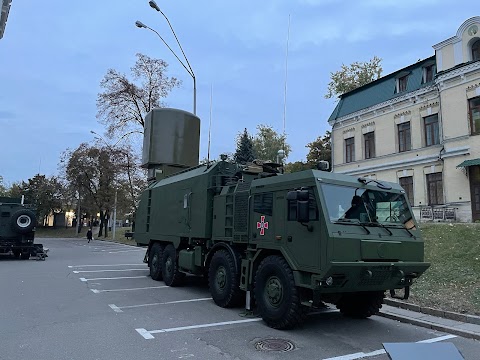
[[328, 56, 436, 123], [456, 158, 480, 168]]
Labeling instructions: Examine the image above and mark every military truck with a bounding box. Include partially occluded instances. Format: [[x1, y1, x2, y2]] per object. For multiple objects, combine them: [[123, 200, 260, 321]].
[[0, 196, 42, 259], [135, 108, 430, 329]]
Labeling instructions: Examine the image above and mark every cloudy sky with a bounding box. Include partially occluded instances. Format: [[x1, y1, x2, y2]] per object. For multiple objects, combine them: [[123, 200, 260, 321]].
[[0, 1, 475, 184]]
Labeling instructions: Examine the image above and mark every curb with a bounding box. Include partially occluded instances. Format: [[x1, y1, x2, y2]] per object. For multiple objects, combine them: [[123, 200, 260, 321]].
[[378, 311, 480, 341], [384, 298, 480, 326]]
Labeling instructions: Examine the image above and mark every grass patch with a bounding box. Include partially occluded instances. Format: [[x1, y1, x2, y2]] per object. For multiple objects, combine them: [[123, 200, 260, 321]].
[[407, 223, 480, 315]]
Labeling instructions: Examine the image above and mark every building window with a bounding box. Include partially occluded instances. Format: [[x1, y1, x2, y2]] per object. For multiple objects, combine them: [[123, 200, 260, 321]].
[[345, 137, 355, 163], [397, 75, 408, 93], [472, 39, 480, 61], [399, 176, 414, 206], [469, 96, 480, 135], [424, 114, 439, 146], [423, 64, 435, 83], [364, 132, 375, 159], [426, 173, 443, 205], [398, 122, 411, 152]]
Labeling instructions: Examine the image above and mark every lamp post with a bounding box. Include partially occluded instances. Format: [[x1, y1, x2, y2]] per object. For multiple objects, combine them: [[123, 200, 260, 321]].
[[136, 2, 196, 115]]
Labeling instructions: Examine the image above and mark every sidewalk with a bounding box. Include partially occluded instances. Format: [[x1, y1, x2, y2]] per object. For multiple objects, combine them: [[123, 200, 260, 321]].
[[379, 299, 480, 341]]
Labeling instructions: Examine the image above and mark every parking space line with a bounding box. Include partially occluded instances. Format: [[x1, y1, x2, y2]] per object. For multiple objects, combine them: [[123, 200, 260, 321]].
[[79, 276, 148, 282], [68, 264, 146, 268], [109, 297, 212, 312], [321, 334, 457, 360], [90, 286, 168, 293], [136, 318, 263, 339], [73, 269, 147, 274], [108, 249, 145, 254]]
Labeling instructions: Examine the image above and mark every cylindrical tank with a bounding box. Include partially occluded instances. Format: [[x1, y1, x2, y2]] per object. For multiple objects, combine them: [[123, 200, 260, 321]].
[[142, 108, 200, 168]]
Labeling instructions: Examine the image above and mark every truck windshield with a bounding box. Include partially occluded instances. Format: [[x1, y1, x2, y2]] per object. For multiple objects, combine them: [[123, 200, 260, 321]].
[[321, 183, 414, 227]]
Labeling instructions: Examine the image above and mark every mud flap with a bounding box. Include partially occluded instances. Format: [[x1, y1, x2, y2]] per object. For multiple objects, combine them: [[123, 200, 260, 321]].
[[390, 286, 410, 300]]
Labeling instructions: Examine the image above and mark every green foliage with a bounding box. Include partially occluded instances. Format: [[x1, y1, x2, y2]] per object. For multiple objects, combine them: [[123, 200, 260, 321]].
[[234, 128, 255, 164], [284, 161, 314, 173], [0, 176, 6, 196], [325, 56, 383, 99], [96, 53, 181, 138], [306, 131, 331, 168], [252, 124, 291, 162]]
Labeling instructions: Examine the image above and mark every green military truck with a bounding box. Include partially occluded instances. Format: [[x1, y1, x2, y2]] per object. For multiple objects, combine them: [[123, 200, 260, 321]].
[[0, 196, 45, 260], [134, 108, 430, 329]]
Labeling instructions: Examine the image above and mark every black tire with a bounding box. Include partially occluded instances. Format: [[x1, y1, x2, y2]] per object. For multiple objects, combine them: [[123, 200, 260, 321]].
[[208, 249, 243, 308], [149, 243, 164, 281], [10, 209, 36, 234], [162, 244, 185, 287], [12, 250, 21, 259], [254, 255, 306, 329], [20, 251, 30, 260], [336, 291, 384, 318]]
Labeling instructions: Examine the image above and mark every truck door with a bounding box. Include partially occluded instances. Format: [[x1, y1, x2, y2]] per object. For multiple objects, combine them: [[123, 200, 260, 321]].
[[285, 188, 321, 271]]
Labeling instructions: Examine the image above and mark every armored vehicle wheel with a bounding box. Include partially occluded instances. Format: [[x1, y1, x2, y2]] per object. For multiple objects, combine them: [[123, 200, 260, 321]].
[[336, 291, 384, 318], [10, 209, 36, 234], [254, 255, 306, 329], [208, 249, 243, 308], [149, 243, 164, 281], [20, 251, 30, 260], [12, 250, 21, 259], [162, 244, 185, 287]]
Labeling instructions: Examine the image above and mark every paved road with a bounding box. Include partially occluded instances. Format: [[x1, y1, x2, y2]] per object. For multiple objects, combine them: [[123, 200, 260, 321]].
[[0, 238, 478, 360]]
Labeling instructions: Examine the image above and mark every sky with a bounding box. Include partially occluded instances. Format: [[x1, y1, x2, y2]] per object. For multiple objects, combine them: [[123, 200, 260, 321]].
[[0, 0, 475, 184]]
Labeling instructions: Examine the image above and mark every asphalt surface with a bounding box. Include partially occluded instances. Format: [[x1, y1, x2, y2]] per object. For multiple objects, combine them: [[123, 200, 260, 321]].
[[1, 238, 479, 360]]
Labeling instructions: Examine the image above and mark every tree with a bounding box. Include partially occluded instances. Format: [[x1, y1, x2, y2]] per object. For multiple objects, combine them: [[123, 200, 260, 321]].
[[306, 131, 331, 168], [284, 161, 313, 173], [325, 56, 383, 99], [252, 125, 291, 162], [0, 176, 7, 196], [96, 53, 181, 138], [234, 128, 255, 164]]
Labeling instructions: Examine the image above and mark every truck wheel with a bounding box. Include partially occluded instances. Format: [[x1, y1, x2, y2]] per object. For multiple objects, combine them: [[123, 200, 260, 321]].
[[336, 291, 384, 318], [162, 244, 185, 287], [10, 209, 36, 234], [208, 249, 243, 308], [12, 250, 21, 259], [149, 243, 164, 281], [254, 255, 306, 329], [20, 251, 30, 260]]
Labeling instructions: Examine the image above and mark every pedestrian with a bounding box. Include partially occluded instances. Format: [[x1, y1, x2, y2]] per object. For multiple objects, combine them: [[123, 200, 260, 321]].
[[87, 228, 93, 243]]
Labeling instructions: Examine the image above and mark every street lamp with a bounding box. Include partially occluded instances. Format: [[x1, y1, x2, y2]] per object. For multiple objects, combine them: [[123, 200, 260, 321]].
[[136, 1, 196, 115]]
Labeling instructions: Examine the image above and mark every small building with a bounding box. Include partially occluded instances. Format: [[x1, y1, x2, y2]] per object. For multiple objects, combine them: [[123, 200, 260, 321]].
[[328, 17, 480, 222]]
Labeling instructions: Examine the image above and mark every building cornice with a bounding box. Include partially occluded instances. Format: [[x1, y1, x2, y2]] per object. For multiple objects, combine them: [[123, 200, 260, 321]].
[[432, 16, 480, 50], [0, 0, 12, 39], [436, 61, 480, 84], [328, 85, 437, 127]]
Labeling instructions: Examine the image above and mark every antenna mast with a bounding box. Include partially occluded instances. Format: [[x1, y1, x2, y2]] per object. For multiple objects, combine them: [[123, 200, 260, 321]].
[[283, 14, 291, 138], [207, 84, 213, 165]]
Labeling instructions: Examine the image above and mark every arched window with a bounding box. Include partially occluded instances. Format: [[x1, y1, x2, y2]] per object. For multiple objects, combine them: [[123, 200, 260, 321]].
[[473, 39, 480, 61]]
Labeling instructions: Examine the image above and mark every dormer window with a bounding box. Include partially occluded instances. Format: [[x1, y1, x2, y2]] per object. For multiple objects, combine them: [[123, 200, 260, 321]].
[[396, 74, 409, 93], [423, 64, 435, 83], [472, 39, 480, 61]]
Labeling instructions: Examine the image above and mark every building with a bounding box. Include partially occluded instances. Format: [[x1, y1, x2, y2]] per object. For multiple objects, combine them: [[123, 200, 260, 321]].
[[328, 17, 480, 222], [0, 0, 12, 39]]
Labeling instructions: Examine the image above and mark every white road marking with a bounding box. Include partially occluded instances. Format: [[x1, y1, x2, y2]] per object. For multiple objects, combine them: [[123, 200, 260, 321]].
[[108, 249, 144, 254], [73, 269, 147, 274], [68, 264, 146, 268], [90, 285, 168, 293], [79, 275, 148, 281], [321, 334, 457, 360], [109, 304, 123, 313], [136, 318, 263, 339], [110, 297, 212, 311]]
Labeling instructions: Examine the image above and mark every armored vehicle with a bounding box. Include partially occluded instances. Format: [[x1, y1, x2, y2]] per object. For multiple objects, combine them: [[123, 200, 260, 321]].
[[0, 196, 42, 259], [135, 108, 430, 329]]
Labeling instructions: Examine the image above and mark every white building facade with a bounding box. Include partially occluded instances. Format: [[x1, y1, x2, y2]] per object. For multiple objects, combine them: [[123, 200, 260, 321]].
[[329, 17, 480, 222]]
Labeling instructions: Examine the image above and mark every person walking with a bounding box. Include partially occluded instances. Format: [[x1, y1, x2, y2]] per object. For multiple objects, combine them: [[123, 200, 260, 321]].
[[87, 228, 93, 243]]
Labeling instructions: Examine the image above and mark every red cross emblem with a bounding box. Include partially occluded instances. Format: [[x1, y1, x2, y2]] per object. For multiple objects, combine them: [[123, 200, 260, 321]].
[[256, 215, 269, 236]]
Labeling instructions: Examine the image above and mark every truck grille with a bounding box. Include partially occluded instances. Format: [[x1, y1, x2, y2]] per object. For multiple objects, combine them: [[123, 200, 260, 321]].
[[358, 266, 392, 286], [234, 193, 248, 232]]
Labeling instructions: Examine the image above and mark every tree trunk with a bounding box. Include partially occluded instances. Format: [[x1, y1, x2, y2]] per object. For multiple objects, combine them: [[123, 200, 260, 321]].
[[98, 210, 104, 237], [104, 210, 109, 238]]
